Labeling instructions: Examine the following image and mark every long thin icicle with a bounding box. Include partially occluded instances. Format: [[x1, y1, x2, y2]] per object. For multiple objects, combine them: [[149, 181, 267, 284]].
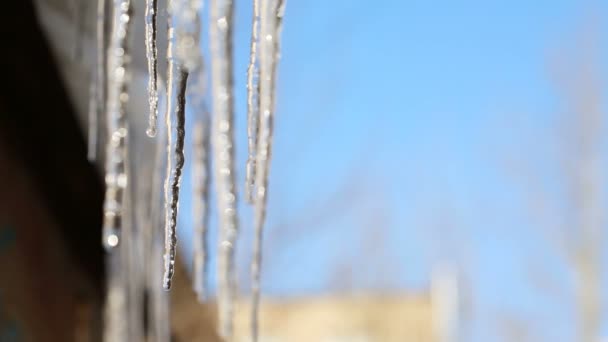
[[147, 111, 171, 341], [88, 0, 107, 162], [189, 66, 211, 305], [102, 0, 133, 250], [72, 0, 87, 60], [152, 234, 171, 342], [123, 159, 145, 342], [162, 22, 189, 290], [245, 0, 261, 204], [88, 72, 99, 161], [251, 0, 285, 340], [193, 118, 211, 301], [145, 0, 160, 137], [104, 248, 128, 342], [210, 0, 239, 338], [170, 0, 212, 302]]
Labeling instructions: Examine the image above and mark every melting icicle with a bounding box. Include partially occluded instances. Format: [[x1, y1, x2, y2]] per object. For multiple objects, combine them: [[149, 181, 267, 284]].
[[245, 0, 261, 204], [145, 0, 160, 137], [162, 24, 189, 290], [251, 0, 286, 340], [102, 0, 133, 250], [209, 0, 239, 338], [170, 0, 212, 302], [193, 118, 211, 301]]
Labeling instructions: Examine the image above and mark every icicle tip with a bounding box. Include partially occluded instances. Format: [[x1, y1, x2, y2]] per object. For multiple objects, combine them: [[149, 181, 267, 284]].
[[103, 231, 120, 250], [146, 126, 157, 137]]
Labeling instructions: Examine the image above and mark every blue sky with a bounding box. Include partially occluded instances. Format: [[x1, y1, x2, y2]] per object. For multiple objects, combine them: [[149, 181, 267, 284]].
[[176, 1, 608, 340]]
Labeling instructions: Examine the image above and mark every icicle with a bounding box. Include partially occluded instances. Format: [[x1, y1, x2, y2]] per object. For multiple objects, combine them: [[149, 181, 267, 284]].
[[162, 23, 189, 290], [104, 140, 133, 342], [152, 236, 171, 342], [123, 162, 145, 342], [105, 152, 144, 342], [193, 117, 211, 301], [134, 181, 154, 342], [245, 0, 261, 204], [145, 0, 160, 137], [251, 0, 285, 340], [170, 0, 212, 302], [88, 0, 107, 162], [171, 0, 204, 72], [102, 0, 133, 250], [72, 0, 87, 60], [209, 0, 239, 338], [104, 248, 128, 342], [147, 110, 171, 342], [88, 72, 99, 161]]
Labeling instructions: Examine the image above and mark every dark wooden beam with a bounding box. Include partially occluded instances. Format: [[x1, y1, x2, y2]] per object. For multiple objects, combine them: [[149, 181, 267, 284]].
[[0, 0, 105, 296]]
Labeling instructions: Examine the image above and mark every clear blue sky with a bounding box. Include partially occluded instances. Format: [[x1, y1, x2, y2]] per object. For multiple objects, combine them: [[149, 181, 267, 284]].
[[177, 1, 608, 341]]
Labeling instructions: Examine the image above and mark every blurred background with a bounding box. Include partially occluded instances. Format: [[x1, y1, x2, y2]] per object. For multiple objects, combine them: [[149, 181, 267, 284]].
[[1, 0, 608, 341]]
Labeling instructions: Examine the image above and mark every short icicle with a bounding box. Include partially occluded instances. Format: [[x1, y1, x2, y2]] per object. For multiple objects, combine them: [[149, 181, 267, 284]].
[[251, 0, 286, 341], [145, 0, 160, 137], [209, 0, 239, 338], [162, 20, 189, 290], [245, 0, 261, 204], [102, 0, 133, 250]]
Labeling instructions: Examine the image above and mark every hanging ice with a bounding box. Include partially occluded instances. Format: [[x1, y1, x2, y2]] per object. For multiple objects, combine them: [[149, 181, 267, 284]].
[[142, 106, 171, 341], [161, 0, 205, 294], [245, 0, 261, 204], [88, 72, 99, 161], [162, 22, 189, 291], [151, 234, 171, 341], [104, 247, 128, 342], [105, 173, 143, 342], [188, 49, 211, 305], [102, 0, 133, 250], [193, 118, 211, 301], [88, 0, 107, 162], [168, 0, 212, 302], [104, 144, 133, 342], [72, 0, 87, 60], [123, 169, 146, 342], [209, 0, 239, 338], [145, 0, 160, 137], [251, 0, 286, 340], [170, 0, 204, 72]]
